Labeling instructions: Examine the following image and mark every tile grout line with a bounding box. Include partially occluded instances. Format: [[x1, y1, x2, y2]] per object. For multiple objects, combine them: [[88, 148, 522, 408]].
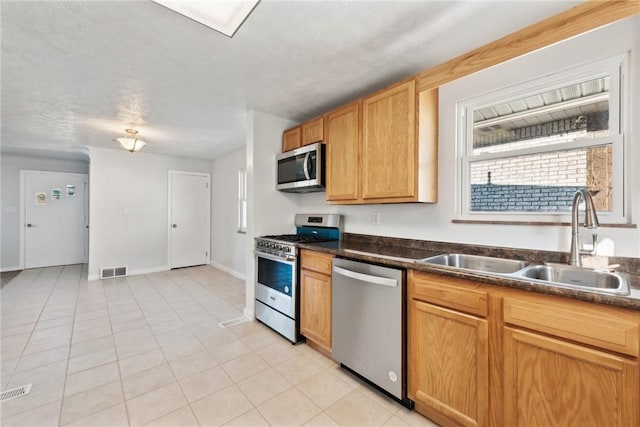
[[149, 268, 256, 426], [58, 270, 124, 427], [123, 272, 193, 427], [112, 274, 139, 427], [57, 264, 87, 427], [157, 269, 234, 426], [4, 266, 63, 391]]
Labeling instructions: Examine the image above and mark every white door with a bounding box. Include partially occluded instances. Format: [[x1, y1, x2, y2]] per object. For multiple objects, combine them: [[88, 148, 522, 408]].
[[23, 171, 88, 268], [168, 171, 211, 268]]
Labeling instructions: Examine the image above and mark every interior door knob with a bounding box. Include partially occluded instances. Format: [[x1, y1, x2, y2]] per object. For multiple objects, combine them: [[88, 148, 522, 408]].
[[172, 224, 178, 228], [26, 223, 35, 227]]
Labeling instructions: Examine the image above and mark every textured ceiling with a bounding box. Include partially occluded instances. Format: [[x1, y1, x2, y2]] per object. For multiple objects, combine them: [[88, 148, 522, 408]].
[[1, 0, 583, 161]]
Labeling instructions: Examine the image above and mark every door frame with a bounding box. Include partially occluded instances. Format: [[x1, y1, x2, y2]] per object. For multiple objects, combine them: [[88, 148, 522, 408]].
[[19, 170, 89, 269], [167, 170, 211, 269]]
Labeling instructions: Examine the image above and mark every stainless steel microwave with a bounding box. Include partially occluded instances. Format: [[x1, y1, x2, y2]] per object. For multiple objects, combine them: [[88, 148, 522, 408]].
[[276, 143, 325, 193]]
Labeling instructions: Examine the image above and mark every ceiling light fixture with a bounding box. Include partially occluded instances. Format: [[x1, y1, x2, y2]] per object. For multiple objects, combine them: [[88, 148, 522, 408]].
[[113, 129, 146, 153], [151, 0, 260, 38]]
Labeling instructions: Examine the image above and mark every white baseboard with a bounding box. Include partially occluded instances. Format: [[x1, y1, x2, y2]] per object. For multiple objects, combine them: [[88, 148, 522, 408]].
[[243, 307, 255, 321], [209, 261, 245, 280], [88, 265, 169, 281], [129, 265, 170, 276], [0, 266, 23, 273]]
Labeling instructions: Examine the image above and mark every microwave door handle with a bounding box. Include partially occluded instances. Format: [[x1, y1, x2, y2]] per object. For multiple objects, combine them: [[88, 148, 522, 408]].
[[303, 152, 311, 180]]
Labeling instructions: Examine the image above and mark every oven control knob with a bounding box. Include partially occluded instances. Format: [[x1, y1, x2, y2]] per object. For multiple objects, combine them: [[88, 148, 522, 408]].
[[283, 246, 290, 253]]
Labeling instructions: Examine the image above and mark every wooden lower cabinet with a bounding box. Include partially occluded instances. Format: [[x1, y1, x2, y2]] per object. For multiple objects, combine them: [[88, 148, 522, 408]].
[[408, 270, 640, 427], [409, 299, 489, 427], [300, 250, 334, 354], [503, 327, 639, 427]]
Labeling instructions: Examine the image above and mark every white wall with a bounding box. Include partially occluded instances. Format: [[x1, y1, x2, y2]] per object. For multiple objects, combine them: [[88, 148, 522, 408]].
[[87, 147, 211, 280], [1, 153, 89, 271], [244, 110, 300, 318], [211, 147, 247, 278], [301, 17, 640, 257]]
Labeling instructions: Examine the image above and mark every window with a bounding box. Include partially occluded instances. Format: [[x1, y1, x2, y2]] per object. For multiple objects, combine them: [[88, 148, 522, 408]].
[[237, 169, 247, 233], [458, 57, 626, 223]]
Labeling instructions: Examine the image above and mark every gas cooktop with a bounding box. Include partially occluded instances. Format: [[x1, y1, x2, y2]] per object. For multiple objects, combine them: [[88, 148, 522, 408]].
[[260, 234, 337, 244]]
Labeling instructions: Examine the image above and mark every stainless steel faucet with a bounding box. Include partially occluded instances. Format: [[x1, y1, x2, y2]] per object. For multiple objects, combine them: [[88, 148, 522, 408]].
[[569, 189, 599, 266]]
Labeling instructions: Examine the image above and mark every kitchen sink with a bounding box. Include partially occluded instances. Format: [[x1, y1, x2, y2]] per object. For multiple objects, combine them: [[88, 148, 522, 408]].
[[417, 253, 631, 297], [513, 264, 630, 295], [417, 253, 529, 274]]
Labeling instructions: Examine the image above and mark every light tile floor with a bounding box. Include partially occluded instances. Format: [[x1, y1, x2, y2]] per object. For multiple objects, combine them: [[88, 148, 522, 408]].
[[1, 264, 438, 427]]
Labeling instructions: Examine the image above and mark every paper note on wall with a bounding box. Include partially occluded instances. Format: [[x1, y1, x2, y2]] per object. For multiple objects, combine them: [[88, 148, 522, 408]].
[[35, 192, 46, 205]]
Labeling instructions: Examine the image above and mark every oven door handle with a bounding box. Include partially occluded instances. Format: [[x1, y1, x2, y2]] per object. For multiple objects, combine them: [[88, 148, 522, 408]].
[[254, 251, 296, 263]]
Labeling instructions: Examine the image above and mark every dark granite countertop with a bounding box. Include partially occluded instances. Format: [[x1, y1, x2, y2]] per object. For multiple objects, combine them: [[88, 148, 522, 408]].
[[299, 233, 640, 311]]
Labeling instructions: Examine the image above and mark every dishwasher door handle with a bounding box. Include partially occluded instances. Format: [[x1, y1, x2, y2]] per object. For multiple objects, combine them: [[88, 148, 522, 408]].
[[333, 266, 398, 288]]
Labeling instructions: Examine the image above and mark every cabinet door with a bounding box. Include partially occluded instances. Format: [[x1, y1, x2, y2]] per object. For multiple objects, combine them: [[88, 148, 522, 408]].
[[302, 117, 324, 145], [361, 80, 416, 201], [300, 269, 332, 353], [504, 327, 639, 427], [282, 127, 301, 152], [409, 299, 488, 427], [326, 102, 360, 202]]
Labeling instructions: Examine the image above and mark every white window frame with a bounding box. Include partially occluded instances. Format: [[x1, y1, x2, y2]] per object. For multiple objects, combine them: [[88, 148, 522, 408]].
[[237, 169, 247, 233], [457, 55, 628, 224]]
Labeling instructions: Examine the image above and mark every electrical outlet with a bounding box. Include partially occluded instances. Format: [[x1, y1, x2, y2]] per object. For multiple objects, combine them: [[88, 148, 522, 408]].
[[372, 212, 381, 225]]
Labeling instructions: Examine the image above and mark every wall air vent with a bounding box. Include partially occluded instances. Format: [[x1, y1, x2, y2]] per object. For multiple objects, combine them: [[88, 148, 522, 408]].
[[100, 266, 128, 279]]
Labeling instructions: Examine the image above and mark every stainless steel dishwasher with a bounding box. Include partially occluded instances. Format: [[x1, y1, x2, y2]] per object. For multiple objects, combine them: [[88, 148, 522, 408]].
[[332, 258, 412, 408]]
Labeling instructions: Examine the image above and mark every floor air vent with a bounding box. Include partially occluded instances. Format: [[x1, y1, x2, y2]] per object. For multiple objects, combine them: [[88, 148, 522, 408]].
[[219, 317, 248, 328], [100, 266, 128, 279], [1, 384, 32, 403]]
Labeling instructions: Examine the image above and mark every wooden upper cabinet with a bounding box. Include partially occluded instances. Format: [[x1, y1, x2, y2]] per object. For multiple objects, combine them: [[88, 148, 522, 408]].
[[282, 126, 301, 152], [302, 117, 324, 146], [282, 117, 324, 152], [326, 102, 360, 202], [361, 80, 416, 201], [281, 79, 437, 204]]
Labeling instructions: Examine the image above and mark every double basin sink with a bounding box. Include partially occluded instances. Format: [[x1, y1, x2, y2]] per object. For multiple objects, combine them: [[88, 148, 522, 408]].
[[417, 253, 630, 296]]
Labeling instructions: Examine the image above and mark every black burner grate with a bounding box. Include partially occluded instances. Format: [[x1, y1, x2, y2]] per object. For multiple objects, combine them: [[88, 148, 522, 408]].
[[262, 234, 336, 244]]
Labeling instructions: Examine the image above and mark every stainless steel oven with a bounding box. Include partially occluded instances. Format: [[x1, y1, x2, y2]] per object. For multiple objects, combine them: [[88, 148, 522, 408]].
[[255, 250, 298, 341], [254, 214, 342, 343]]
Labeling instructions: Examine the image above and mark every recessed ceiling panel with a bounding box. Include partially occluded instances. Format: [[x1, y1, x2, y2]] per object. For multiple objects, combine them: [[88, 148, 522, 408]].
[[151, 0, 259, 37]]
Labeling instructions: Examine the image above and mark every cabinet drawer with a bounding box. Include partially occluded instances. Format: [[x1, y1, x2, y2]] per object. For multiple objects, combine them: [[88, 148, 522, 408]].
[[503, 295, 640, 357], [300, 249, 334, 275], [409, 271, 488, 317], [302, 117, 324, 145]]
